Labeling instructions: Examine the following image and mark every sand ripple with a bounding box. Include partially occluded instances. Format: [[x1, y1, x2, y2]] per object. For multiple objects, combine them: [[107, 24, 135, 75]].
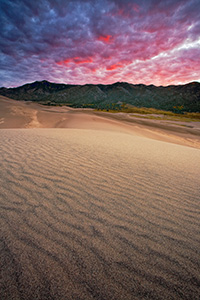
[[0, 129, 200, 300]]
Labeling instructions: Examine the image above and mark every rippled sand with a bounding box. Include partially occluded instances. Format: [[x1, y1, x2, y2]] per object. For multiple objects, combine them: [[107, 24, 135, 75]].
[[1, 128, 200, 300]]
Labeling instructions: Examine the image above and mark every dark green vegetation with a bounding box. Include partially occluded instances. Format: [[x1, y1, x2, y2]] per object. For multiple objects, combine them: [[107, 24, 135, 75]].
[[0, 80, 200, 113]]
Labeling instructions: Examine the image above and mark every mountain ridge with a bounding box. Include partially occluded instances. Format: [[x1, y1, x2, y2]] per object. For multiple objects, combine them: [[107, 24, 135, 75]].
[[0, 80, 200, 112]]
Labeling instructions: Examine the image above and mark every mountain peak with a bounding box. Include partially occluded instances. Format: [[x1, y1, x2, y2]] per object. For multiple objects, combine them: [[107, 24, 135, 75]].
[[0, 81, 199, 112]]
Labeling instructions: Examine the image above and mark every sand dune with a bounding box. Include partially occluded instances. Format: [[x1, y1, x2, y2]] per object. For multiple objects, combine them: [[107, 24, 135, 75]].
[[1, 128, 200, 300], [0, 96, 200, 299], [1, 95, 200, 149]]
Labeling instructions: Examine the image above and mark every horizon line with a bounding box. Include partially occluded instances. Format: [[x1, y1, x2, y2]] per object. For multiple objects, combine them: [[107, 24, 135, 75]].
[[1, 79, 200, 89]]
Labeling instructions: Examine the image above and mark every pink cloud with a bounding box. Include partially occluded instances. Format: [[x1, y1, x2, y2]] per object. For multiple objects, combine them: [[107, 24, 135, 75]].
[[133, 3, 140, 13], [1, 0, 200, 87], [111, 2, 140, 18], [73, 57, 93, 64], [98, 35, 112, 43], [57, 57, 93, 65], [106, 63, 123, 71]]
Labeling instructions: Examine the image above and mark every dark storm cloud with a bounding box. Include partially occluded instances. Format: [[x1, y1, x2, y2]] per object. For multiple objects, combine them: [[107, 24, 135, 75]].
[[0, 0, 199, 87]]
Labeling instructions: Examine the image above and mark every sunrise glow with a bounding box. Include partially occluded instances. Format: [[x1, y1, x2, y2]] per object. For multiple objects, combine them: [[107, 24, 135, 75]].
[[0, 0, 200, 87]]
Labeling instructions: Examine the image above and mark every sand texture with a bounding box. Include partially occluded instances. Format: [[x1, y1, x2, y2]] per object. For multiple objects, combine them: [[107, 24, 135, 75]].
[[1, 128, 200, 300], [0, 96, 200, 299]]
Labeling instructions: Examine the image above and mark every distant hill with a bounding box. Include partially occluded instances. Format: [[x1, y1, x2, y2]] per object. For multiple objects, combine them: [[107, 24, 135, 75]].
[[0, 80, 200, 112]]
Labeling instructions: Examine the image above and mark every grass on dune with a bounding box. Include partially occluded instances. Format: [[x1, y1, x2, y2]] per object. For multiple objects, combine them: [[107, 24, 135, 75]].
[[129, 114, 199, 122], [96, 106, 200, 121]]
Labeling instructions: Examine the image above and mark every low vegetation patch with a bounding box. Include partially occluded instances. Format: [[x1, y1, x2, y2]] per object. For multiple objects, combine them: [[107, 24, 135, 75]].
[[96, 105, 200, 121]]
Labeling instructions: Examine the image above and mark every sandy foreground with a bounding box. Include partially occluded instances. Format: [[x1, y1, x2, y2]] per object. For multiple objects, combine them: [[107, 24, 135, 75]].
[[0, 96, 200, 299]]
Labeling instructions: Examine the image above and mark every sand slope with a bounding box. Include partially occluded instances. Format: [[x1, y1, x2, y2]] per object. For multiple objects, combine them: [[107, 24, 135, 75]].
[[1, 95, 200, 149], [1, 128, 200, 300]]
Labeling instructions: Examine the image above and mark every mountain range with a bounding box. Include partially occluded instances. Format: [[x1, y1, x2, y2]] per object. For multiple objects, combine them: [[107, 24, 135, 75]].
[[0, 80, 200, 112]]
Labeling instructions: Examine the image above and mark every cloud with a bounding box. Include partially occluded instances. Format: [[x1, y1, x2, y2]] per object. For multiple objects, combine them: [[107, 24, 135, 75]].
[[98, 35, 113, 43], [0, 0, 199, 87]]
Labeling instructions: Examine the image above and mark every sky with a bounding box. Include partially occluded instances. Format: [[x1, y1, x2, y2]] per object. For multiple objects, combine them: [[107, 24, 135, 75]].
[[0, 0, 200, 87]]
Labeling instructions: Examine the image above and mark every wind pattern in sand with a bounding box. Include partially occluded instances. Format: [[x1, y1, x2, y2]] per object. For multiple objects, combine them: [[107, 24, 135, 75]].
[[1, 129, 200, 300]]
